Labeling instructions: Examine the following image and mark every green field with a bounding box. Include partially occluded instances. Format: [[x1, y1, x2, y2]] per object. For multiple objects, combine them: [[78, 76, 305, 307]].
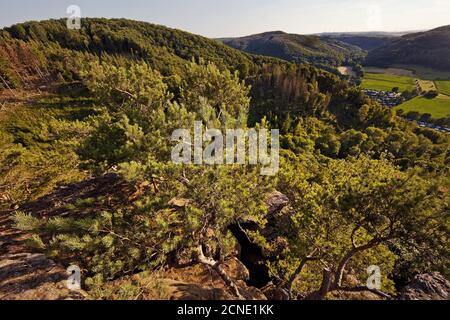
[[436, 81, 450, 96], [361, 73, 416, 92], [395, 94, 450, 119], [392, 64, 450, 80]]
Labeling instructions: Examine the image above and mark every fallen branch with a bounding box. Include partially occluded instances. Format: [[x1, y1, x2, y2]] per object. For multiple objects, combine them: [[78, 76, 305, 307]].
[[114, 87, 136, 100], [333, 285, 392, 300], [0, 74, 16, 97]]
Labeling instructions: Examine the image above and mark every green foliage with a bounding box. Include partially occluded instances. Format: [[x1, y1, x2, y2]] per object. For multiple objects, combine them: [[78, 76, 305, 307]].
[[270, 154, 448, 297], [179, 60, 250, 128], [0, 100, 95, 206], [2, 19, 449, 299], [14, 60, 274, 283], [80, 60, 170, 111]]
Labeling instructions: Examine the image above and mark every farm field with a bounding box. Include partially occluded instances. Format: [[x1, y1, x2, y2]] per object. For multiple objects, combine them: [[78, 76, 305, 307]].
[[361, 72, 416, 92], [417, 79, 437, 93], [364, 67, 415, 77], [436, 80, 450, 96], [394, 94, 450, 119], [392, 64, 450, 80]]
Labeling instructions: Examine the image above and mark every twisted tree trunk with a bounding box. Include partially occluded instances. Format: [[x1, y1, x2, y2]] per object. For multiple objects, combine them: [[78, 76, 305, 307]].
[[285, 250, 321, 299], [196, 245, 244, 300], [304, 268, 333, 300]]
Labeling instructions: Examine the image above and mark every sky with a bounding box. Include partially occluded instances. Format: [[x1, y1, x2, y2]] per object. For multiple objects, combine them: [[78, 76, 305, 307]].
[[1, 0, 450, 38]]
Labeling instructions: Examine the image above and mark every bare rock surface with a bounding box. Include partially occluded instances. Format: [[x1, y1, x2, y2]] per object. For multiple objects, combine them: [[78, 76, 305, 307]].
[[158, 259, 265, 300], [400, 272, 450, 300], [0, 252, 85, 300], [266, 191, 290, 216]]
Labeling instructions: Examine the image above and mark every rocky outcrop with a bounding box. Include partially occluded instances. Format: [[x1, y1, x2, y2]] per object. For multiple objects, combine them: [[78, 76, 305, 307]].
[[124, 258, 265, 300], [400, 272, 450, 300], [262, 283, 290, 300], [0, 253, 86, 300], [222, 257, 251, 282], [266, 191, 290, 216]]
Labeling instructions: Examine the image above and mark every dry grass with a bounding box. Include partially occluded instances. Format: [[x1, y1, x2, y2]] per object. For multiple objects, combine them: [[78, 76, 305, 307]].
[[364, 67, 415, 77]]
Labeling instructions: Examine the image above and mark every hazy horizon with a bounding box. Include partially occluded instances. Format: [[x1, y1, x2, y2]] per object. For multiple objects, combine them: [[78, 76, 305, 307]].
[[1, 0, 450, 38]]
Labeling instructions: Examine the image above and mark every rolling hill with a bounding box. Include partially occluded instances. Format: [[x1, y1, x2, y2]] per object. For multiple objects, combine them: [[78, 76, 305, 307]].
[[318, 35, 394, 51], [316, 31, 421, 51], [218, 31, 366, 68], [365, 25, 450, 71], [1, 18, 276, 80]]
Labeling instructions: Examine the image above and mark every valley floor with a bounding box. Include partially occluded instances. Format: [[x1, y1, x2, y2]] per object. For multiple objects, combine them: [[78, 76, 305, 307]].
[[354, 66, 450, 129]]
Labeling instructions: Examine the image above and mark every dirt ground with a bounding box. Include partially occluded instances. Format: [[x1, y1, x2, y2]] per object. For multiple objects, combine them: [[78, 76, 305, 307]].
[[0, 207, 87, 300]]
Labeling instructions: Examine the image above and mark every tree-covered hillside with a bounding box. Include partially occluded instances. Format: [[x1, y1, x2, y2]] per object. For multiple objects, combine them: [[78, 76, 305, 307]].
[[2, 18, 288, 82], [365, 26, 450, 71], [319, 35, 393, 51], [219, 31, 366, 69], [0, 18, 448, 301]]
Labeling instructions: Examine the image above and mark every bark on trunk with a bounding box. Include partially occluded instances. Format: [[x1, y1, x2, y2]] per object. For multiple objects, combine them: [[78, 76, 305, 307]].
[[286, 253, 320, 299], [304, 268, 333, 300], [335, 250, 356, 288], [286, 258, 308, 299], [334, 237, 388, 288]]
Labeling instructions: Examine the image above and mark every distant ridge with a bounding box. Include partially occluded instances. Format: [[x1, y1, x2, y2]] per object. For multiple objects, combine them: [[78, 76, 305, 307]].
[[315, 31, 424, 51], [218, 31, 365, 68], [314, 30, 424, 37], [365, 25, 450, 70]]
